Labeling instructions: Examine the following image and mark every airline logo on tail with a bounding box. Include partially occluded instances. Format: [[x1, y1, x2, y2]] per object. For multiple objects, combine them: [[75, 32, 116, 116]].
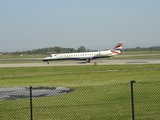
[[114, 42, 125, 49], [111, 42, 125, 55]]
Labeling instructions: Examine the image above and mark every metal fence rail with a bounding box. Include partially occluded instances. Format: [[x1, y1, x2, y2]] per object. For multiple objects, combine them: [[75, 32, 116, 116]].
[[0, 81, 160, 120]]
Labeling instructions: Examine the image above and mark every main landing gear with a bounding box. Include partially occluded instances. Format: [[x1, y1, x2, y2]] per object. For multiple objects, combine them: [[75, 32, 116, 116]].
[[86, 59, 90, 63]]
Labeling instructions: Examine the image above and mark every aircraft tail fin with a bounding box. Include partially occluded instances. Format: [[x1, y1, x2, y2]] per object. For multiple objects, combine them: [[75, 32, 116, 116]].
[[111, 41, 126, 55]]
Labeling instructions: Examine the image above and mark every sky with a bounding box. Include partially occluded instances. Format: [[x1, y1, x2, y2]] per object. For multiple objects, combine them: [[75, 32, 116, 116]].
[[0, 0, 160, 52]]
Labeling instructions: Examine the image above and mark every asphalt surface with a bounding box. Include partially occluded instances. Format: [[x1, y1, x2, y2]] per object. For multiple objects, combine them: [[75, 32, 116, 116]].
[[0, 58, 160, 67], [0, 86, 74, 101]]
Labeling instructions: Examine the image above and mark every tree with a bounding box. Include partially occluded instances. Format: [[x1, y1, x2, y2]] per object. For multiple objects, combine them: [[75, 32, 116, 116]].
[[77, 46, 87, 52]]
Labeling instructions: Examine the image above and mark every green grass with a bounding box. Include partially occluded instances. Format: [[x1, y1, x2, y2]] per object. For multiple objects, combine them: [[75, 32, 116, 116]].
[[0, 64, 160, 87], [0, 64, 160, 119], [123, 50, 160, 54]]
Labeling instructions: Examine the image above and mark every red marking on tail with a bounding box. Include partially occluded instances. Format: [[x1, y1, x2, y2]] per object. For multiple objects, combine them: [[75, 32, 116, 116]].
[[115, 43, 124, 48]]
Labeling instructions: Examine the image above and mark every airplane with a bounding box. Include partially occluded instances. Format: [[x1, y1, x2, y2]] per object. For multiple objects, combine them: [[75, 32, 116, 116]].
[[42, 41, 125, 64]]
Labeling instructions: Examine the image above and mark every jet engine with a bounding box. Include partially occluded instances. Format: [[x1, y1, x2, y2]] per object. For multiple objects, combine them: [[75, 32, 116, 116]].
[[99, 51, 109, 55]]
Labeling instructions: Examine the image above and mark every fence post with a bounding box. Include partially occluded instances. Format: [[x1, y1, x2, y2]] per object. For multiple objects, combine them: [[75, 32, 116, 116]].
[[30, 86, 33, 120], [130, 80, 136, 120]]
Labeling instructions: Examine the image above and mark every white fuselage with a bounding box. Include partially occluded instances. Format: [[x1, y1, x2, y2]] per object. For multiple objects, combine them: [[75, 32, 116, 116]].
[[42, 50, 113, 62]]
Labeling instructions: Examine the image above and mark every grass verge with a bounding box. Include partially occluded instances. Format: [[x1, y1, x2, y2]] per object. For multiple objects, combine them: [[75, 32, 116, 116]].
[[0, 64, 160, 119]]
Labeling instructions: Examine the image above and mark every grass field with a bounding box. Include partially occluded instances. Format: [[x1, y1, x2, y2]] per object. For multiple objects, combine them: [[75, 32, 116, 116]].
[[0, 60, 160, 119], [0, 64, 160, 87]]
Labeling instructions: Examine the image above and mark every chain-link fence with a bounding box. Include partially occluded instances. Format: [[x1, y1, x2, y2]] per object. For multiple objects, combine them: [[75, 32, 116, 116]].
[[0, 81, 160, 120]]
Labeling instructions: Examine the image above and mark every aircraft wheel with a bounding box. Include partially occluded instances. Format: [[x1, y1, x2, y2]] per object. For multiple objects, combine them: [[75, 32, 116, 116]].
[[86, 59, 90, 63]]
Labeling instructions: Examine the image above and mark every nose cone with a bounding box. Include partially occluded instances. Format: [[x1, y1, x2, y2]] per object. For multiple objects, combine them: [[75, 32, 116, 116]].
[[42, 58, 48, 62]]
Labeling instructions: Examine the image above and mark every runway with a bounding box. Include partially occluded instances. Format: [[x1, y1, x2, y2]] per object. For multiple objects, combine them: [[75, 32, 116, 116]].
[[0, 58, 160, 67]]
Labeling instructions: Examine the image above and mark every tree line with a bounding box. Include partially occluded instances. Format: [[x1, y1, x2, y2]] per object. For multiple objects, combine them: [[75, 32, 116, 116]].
[[5, 46, 89, 55], [124, 46, 160, 51]]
